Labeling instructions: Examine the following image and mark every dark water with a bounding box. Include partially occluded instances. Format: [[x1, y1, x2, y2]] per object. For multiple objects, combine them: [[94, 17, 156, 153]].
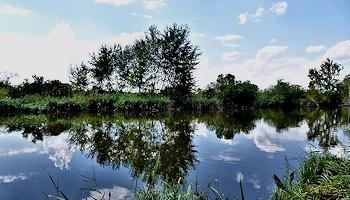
[[0, 109, 350, 200]]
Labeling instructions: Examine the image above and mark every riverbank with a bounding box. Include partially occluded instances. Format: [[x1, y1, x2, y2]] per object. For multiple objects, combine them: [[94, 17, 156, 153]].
[[0, 93, 221, 115], [272, 152, 350, 200]]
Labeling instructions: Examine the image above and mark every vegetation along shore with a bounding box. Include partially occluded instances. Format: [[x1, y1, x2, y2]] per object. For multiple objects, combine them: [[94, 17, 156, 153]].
[[1, 24, 350, 115]]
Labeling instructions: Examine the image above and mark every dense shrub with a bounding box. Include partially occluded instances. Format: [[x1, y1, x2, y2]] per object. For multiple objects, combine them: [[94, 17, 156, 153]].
[[9, 76, 72, 98], [257, 80, 305, 108]]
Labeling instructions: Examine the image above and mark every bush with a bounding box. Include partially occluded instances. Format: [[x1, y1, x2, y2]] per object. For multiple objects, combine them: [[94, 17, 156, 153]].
[[257, 80, 305, 108]]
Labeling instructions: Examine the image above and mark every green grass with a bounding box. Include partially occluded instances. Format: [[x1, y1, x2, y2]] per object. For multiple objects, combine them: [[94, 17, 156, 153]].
[[271, 152, 350, 200], [0, 93, 223, 114]]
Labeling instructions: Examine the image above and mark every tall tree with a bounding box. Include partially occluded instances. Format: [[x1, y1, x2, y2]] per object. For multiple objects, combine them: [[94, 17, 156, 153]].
[[308, 58, 343, 93], [308, 58, 343, 106], [69, 63, 89, 91], [89, 45, 115, 91], [129, 39, 152, 92], [160, 24, 201, 103], [113, 44, 133, 92]]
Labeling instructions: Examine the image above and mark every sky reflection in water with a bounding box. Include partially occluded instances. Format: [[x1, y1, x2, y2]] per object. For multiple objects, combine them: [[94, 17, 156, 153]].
[[0, 109, 350, 199]]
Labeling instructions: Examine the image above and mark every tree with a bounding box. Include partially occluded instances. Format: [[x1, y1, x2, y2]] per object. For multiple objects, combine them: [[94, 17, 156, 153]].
[[89, 45, 116, 91], [214, 74, 259, 108], [340, 74, 350, 104], [113, 44, 133, 92], [129, 39, 153, 92], [258, 80, 305, 108], [69, 63, 89, 91], [160, 24, 201, 104], [0, 71, 17, 87], [308, 59, 343, 106]]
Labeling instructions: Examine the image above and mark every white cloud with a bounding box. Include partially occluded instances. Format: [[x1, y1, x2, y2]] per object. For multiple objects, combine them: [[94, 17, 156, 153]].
[[0, 21, 142, 83], [195, 123, 209, 138], [323, 40, 350, 61], [222, 51, 240, 61], [256, 45, 288, 59], [215, 34, 243, 43], [270, 1, 288, 16], [269, 38, 277, 44], [251, 7, 265, 22], [211, 149, 240, 163], [144, 0, 166, 10], [306, 45, 326, 53], [245, 121, 308, 153], [106, 32, 144, 46], [87, 186, 134, 200], [239, 2, 287, 24], [94, 0, 134, 6], [0, 173, 28, 183], [132, 13, 153, 20], [0, 4, 32, 16], [42, 133, 75, 170], [221, 138, 238, 145], [0, 147, 39, 156], [238, 13, 248, 24]]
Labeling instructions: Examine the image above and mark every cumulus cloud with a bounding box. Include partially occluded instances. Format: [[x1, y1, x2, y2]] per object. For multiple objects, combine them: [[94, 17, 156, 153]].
[[0, 21, 142, 83], [251, 7, 265, 22], [239, 1, 287, 24], [222, 51, 240, 61], [306, 45, 326, 53], [195, 44, 314, 88], [245, 121, 308, 153], [41, 133, 75, 170], [256, 45, 288, 59], [94, 0, 134, 6], [0, 4, 32, 16], [323, 40, 350, 61], [106, 32, 144, 46], [270, 1, 288, 16], [132, 13, 153, 20]]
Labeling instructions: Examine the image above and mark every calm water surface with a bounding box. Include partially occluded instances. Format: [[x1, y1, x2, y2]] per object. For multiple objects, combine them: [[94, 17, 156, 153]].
[[0, 109, 350, 199]]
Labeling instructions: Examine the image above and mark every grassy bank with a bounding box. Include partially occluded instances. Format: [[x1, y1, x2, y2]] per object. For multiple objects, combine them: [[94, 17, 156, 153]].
[[272, 153, 350, 200], [0, 93, 174, 114], [0, 93, 222, 115]]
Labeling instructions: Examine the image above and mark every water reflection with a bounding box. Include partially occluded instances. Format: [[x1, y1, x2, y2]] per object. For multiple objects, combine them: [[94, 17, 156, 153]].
[[0, 108, 350, 199]]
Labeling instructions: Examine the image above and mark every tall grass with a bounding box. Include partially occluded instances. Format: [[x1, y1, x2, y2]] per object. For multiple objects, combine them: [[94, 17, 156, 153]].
[[271, 152, 350, 200]]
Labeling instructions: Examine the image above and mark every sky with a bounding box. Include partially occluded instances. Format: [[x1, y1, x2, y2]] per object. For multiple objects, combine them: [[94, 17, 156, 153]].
[[0, 0, 350, 88]]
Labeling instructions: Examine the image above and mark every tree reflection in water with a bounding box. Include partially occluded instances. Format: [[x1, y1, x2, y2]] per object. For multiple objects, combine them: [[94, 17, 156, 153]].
[[0, 109, 350, 186]]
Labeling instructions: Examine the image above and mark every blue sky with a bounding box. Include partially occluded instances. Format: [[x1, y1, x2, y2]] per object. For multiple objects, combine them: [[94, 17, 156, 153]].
[[0, 0, 349, 88]]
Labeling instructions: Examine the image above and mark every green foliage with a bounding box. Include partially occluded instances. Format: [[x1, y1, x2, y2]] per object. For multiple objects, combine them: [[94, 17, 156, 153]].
[[272, 153, 350, 200], [89, 45, 116, 91], [257, 80, 305, 108], [160, 24, 201, 104], [9, 75, 73, 98], [308, 59, 343, 107], [203, 74, 259, 108], [68, 63, 89, 91], [340, 74, 350, 104]]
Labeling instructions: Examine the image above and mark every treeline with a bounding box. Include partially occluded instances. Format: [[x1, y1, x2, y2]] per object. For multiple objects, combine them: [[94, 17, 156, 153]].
[[0, 24, 350, 113], [199, 58, 350, 108], [69, 24, 200, 105]]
